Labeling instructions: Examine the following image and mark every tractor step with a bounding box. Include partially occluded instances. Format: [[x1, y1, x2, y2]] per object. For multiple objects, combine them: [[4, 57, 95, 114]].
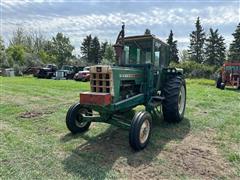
[[148, 96, 165, 107], [152, 96, 165, 101], [149, 102, 161, 107]]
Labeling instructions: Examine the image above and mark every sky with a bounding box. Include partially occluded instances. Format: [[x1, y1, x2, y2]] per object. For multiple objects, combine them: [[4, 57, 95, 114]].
[[0, 0, 240, 55]]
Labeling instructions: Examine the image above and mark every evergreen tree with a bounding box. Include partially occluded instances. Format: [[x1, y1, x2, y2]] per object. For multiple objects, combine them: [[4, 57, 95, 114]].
[[81, 35, 92, 63], [91, 36, 101, 64], [189, 17, 205, 63], [204, 28, 226, 66], [167, 30, 179, 63], [144, 29, 151, 35], [228, 23, 240, 62], [100, 41, 108, 62]]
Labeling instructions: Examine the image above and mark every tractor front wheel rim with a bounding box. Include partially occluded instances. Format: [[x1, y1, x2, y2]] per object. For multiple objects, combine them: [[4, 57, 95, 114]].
[[139, 119, 150, 144], [75, 109, 88, 127]]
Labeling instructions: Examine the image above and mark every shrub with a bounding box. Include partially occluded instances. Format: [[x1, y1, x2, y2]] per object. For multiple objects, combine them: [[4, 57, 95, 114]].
[[171, 61, 218, 79], [24, 53, 43, 67], [13, 64, 24, 76]]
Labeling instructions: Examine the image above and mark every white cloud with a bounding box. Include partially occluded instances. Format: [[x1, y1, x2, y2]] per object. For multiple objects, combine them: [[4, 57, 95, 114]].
[[1, 3, 239, 51], [2, 5, 238, 31]]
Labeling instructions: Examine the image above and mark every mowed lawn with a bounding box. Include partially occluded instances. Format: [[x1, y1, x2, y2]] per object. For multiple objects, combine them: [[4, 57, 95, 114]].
[[0, 76, 239, 179]]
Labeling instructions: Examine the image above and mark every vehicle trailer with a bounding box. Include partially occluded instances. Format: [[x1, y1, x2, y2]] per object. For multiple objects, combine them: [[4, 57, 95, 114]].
[[66, 25, 186, 151], [216, 62, 240, 89]]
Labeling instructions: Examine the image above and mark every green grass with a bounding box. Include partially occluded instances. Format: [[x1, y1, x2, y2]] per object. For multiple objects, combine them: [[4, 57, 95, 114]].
[[0, 77, 239, 179]]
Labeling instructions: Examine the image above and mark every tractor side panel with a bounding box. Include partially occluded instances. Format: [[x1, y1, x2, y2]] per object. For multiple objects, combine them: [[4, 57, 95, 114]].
[[111, 67, 145, 102]]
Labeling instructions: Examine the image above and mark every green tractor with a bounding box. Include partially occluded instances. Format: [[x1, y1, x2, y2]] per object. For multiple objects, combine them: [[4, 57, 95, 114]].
[[66, 25, 186, 151]]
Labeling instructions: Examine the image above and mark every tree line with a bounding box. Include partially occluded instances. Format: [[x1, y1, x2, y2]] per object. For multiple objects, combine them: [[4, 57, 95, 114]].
[[80, 35, 115, 65], [0, 28, 115, 71], [0, 28, 75, 70], [0, 18, 239, 73], [165, 18, 240, 65]]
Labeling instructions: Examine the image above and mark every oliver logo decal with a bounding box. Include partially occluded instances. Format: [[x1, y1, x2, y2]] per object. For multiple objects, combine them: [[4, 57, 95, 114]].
[[119, 74, 143, 78]]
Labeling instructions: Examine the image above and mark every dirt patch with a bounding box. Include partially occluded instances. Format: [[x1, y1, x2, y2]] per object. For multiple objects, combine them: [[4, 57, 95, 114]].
[[62, 127, 235, 179], [163, 129, 235, 179], [19, 111, 53, 118], [62, 127, 176, 179]]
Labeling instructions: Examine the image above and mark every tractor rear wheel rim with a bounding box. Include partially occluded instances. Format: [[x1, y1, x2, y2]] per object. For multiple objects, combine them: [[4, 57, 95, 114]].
[[75, 108, 88, 128], [139, 119, 150, 144], [178, 85, 186, 115]]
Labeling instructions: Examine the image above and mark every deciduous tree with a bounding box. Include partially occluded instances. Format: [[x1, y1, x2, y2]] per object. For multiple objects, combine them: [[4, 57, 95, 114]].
[[101, 44, 115, 65], [6, 45, 25, 66], [51, 33, 74, 66], [179, 49, 190, 62], [0, 36, 8, 67]]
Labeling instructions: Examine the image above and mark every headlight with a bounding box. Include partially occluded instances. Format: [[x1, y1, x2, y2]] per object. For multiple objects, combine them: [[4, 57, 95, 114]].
[[167, 69, 171, 73], [172, 69, 176, 73]]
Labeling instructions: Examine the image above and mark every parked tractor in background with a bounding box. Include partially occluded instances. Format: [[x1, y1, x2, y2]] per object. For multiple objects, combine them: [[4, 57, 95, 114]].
[[66, 24, 186, 151], [216, 62, 240, 89]]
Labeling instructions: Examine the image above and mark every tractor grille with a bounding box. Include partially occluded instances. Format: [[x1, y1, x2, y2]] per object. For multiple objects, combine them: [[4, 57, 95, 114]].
[[90, 66, 112, 94]]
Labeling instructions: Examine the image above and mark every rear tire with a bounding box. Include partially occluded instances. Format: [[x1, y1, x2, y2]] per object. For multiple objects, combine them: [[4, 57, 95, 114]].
[[66, 103, 92, 134], [216, 76, 225, 90], [220, 83, 225, 90], [162, 76, 186, 123], [216, 76, 222, 89], [129, 111, 152, 151]]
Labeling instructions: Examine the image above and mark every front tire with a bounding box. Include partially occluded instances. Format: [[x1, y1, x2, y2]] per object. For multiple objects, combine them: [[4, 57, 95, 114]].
[[66, 103, 92, 134], [129, 111, 152, 151], [162, 76, 186, 123]]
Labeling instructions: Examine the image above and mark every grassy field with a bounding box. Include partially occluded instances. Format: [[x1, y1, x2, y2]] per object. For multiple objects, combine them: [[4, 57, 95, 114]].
[[1, 76, 239, 179]]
